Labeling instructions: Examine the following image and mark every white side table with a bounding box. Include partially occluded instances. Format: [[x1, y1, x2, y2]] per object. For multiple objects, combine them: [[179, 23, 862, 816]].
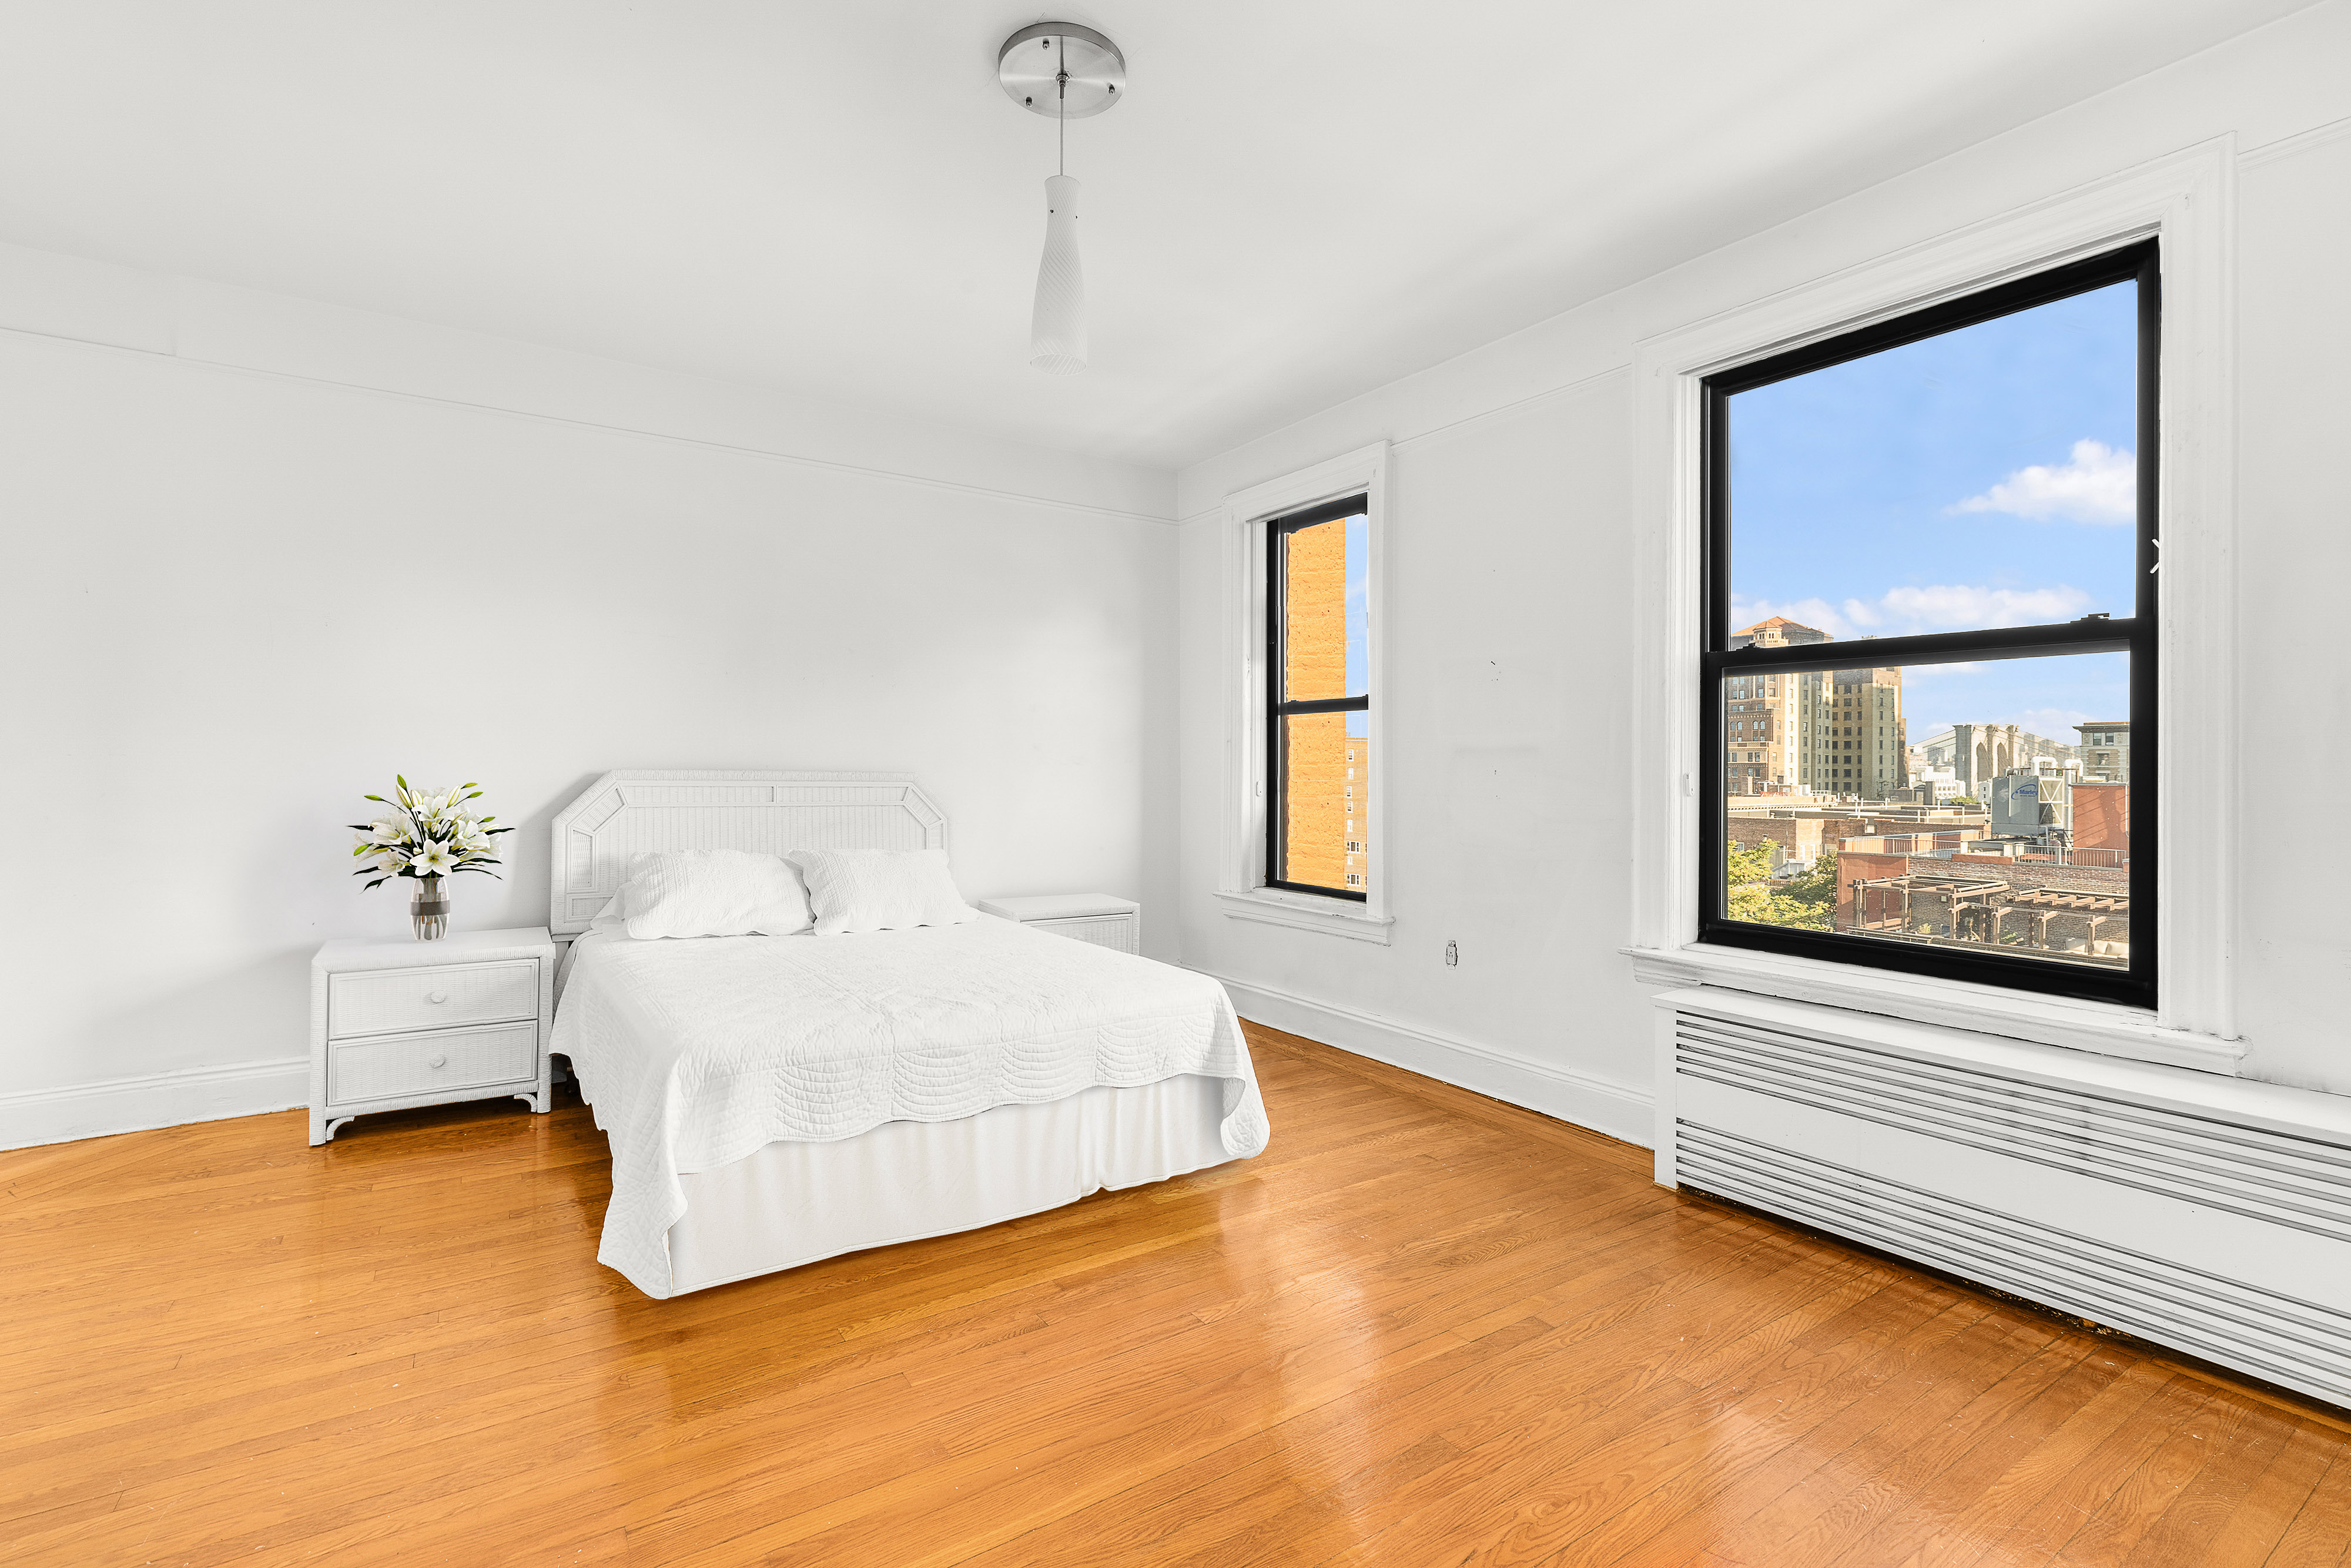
[[977, 894, 1141, 955], [308, 926, 556, 1145]]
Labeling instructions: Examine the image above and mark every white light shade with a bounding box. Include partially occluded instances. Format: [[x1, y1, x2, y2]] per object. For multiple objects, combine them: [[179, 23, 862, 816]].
[[1029, 174, 1086, 374]]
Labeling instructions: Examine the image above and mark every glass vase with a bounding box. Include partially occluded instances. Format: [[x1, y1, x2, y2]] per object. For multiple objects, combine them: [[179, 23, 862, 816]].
[[410, 874, 450, 941]]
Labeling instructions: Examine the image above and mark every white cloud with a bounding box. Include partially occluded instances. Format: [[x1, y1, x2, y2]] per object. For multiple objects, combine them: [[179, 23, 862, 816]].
[[1732, 582, 2091, 642], [2018, 706, 2095, 741], [1950, 439, 2135, 524], [1877, 584, 2091, 628]]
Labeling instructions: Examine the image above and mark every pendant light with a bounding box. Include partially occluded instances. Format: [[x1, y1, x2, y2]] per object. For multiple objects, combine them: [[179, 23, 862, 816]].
[[998, 24, 1124, 375]]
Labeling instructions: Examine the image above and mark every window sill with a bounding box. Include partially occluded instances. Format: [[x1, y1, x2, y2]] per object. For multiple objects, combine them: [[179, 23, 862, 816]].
[[1216, 888, 1394, 944], [1620, 942, 2242, 1076]]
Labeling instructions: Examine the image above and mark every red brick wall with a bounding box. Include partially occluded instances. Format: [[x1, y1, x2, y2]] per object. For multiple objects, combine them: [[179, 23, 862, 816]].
[[2074, 783, 2130, 855], [1833, 850, 1911, 922]]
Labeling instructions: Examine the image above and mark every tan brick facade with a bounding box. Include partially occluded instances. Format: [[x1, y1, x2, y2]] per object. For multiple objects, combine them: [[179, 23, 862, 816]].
[[1277, 520, 1368, 892], [1723, 618, 1907, 802]]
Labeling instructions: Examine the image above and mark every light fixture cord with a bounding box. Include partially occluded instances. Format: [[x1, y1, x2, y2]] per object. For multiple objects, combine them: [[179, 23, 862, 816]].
[[1057, 35, 1066, 176]]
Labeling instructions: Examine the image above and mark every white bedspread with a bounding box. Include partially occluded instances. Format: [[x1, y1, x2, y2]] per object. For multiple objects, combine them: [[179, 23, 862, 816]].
[[552, 916, 1270, 1297]]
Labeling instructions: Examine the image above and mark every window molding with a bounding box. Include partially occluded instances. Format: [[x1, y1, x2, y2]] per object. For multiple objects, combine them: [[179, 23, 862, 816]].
[[1218, 442, 1394, 944], [1265, 495, 1374, 902], [1627, 138, 2238, 1073]]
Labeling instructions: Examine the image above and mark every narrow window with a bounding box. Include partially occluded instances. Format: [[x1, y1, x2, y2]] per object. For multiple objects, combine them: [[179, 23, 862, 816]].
[[1267, 495, 1371, 900], [1703, 241, 2156, 1007]]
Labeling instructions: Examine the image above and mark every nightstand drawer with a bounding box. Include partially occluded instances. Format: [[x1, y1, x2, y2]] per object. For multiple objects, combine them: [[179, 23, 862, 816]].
[[329, 1022, 538, 1104], [328, 960, 537, 1038]]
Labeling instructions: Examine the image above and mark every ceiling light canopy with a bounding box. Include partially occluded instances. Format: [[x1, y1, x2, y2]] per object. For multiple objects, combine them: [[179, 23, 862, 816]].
[[999, 24, 1124, 376]]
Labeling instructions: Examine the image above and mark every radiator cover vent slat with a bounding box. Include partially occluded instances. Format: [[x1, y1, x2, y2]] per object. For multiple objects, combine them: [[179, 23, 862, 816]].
[[1679, 1123, 2351, 1404], [1663, 1001, 2351, 1409], [1676, 1019, 2351, 1242]]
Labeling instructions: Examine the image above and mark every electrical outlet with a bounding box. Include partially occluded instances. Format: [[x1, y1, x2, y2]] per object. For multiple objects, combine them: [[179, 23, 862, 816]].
[[1444, 940, 1458, 967]]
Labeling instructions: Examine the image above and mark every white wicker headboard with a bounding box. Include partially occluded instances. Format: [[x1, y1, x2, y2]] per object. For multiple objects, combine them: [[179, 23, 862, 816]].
[[547, 770, 947, 937]]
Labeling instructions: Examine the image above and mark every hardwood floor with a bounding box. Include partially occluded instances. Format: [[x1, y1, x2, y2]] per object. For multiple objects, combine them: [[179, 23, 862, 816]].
[[4, 1023, 2345, 1567]]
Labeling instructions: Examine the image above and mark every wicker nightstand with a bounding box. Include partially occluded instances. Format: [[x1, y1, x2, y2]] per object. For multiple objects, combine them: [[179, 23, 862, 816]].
[[977, 894, 1141, 954], [307, 926, 556, 1145]]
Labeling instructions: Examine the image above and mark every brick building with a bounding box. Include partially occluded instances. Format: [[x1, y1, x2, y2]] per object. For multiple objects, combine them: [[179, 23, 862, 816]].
[[1920, 723, 2080, 799], [1724, 803, 1980, 869], [2074, 779, 2130, 855], [2075, 720, 2132, 783], [1276, 519, 1369, 892], [1830, 849, 2130, 964], [1722, 617, 1814, 794], [1814, 666, 1908, 800], [1722, 618, 1907, 802]]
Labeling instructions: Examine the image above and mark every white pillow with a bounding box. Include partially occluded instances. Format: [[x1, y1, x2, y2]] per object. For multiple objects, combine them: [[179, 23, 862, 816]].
[[786, 847, 980, 935], [618, 850, 813, 939]]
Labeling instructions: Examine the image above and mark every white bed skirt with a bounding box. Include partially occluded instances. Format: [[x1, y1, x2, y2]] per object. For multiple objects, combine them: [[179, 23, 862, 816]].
[[667, 1073, 1235, 1295]]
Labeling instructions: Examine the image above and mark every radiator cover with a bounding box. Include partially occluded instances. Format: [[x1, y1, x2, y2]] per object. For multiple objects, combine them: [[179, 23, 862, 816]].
[[1653, 989, 2351, 1407]]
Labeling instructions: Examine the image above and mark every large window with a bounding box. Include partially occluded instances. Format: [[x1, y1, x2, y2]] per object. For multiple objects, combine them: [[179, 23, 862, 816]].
[[1701, 240, 2157, 1007], [1267, 495, 1371, 900]]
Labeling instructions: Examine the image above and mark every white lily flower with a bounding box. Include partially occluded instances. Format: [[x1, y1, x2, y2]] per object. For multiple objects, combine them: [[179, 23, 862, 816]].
[[411, 842, 458, 877], [368, 816, 413, 846]]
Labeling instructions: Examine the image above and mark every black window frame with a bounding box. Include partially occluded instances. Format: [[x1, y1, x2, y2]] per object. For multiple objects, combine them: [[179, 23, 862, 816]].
[[1699, 239, 2158, 1010], [1265, 494, 1371, 902]]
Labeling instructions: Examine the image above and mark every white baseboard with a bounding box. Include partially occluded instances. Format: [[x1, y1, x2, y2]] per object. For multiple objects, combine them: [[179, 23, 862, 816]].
[[0, 1057, 309, 1151], [1205, 971, 1655, 1148]]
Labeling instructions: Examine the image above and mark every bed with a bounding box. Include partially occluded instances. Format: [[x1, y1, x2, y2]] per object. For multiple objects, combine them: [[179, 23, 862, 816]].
[[546, 770, 1269, 1298]]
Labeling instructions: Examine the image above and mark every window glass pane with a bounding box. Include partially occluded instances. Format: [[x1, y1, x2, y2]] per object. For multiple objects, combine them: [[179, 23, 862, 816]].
[[1720, 651, 2130, 970], [1277, 713, 1371, 894], [1281, 512, 1367, 702], [1728, 282, 2137, 643]]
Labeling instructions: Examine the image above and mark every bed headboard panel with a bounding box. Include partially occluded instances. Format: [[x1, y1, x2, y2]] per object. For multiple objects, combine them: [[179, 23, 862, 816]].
[[547, 770, 946, 936]]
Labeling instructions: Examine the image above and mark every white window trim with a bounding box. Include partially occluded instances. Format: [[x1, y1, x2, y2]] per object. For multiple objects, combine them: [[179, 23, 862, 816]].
[[1625, 137, 2239, 1076], [1216, 441, 1394, 944]]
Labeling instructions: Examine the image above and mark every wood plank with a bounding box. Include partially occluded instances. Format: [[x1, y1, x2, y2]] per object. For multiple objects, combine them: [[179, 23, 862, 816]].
[[0, 1025, 2339, 1568]]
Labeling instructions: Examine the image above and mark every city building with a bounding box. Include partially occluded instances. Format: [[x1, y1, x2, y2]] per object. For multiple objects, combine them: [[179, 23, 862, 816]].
[[1726, 801, 1986, 870], [1917, 723, 2081, 800], [1722, 662, 1799, 794], [1896, 773, 1966, 806], [1809, 666, 1908, 801], [1724, 618, 1907, 802], [2075, 720, 2132, 783], [1729, 615, 1832, 651], [1277, 521, 1369, 892], [1344, 736, 1371, 890], [2074, 779, 2131, 855]]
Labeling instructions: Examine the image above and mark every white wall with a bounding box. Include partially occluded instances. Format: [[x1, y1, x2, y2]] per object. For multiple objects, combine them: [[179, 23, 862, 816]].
[[0, 259, 1178, 1145], [1173, 1, 2351, 1127]]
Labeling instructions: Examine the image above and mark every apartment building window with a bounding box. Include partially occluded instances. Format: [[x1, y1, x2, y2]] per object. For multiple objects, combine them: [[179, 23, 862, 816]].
[[1700, 240, 2156, 1008], [1267, 494, 1371, 901]]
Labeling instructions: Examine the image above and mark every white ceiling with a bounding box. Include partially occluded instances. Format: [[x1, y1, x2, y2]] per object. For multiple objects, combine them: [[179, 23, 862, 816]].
[[0, 2, 2312, 471]]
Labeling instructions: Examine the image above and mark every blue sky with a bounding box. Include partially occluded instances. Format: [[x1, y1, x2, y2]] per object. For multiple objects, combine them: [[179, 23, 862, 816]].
[[1729, 280, 2138, 744]]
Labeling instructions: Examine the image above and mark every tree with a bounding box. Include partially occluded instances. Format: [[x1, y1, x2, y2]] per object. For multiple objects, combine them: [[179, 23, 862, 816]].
[[1725, 840, 1830, 930], [1780, 847, 1839, 917]]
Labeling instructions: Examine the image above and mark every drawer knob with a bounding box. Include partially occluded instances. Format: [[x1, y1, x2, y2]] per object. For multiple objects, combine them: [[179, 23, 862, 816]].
[[428, 1053, 447, 1068], [425, 990, 448, 1004]]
